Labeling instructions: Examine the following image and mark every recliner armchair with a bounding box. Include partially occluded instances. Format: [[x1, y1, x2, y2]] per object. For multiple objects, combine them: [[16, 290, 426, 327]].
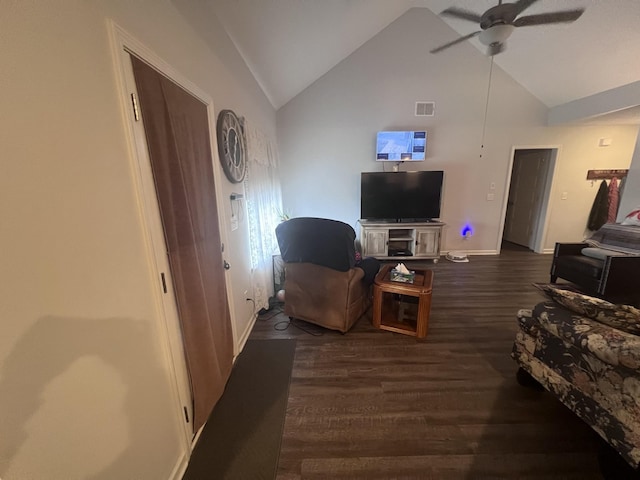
[[275, 217, 372, 333]]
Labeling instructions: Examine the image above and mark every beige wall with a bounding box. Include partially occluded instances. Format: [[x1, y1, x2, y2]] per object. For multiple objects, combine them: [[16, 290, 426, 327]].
[[276, 8, 639, 254], [531, 126, 639, 248], [1, 2, 636, 479], [618, 131, 640, 220], [0, 1, 275, 479]]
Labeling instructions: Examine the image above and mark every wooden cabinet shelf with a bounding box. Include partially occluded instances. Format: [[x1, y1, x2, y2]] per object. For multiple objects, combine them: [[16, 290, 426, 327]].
[[389, 236, 414, 241]]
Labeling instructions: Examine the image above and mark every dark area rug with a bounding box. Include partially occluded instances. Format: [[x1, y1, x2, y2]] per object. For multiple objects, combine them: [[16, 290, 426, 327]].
[[182, 338, 296, 480]]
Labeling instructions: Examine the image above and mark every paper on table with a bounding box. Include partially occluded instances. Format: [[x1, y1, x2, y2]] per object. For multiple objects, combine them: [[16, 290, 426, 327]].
[[395, 263, 411, 274]]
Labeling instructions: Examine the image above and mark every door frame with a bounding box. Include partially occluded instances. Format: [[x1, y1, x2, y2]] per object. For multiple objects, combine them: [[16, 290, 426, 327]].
[[497, 145, 561, 254], [107, 20, 237, 460]]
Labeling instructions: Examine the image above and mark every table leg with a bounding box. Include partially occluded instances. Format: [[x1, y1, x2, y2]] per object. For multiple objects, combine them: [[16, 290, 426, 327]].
[[372, 285, 382, 329], [416, 293, 432, 339]]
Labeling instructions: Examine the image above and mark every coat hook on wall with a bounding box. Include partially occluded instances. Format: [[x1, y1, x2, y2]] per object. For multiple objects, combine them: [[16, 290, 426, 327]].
[[587, 169, 628, 187], [586, 169, 628, 181]]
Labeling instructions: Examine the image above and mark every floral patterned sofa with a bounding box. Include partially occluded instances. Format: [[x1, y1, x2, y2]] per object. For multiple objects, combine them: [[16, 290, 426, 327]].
[[512, 284, 640, 472]]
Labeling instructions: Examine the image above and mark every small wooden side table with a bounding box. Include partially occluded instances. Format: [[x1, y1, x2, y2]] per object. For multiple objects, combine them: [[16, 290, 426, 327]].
[[372, 264, 434, 339]]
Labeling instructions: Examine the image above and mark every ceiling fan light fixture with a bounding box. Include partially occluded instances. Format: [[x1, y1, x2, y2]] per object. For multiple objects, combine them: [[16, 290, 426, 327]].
[[479, 24, 514, 46]]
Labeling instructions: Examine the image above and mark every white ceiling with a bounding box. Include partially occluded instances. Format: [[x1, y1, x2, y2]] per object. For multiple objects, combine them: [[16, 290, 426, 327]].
[[210, 0, 640, 120]]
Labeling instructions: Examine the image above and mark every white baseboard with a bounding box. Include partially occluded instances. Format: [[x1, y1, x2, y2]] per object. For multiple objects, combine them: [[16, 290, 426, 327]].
[[445, 249, 554, 256], [443, 249, 499, 256], [234, 313, 257, 360]]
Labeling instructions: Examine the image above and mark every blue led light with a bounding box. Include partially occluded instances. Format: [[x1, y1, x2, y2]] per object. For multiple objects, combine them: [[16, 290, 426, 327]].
[[461, 224, 473, 237]]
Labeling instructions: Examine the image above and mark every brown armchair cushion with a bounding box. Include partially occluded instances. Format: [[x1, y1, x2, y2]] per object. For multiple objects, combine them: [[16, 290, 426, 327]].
[[283, 263, 370, 333]]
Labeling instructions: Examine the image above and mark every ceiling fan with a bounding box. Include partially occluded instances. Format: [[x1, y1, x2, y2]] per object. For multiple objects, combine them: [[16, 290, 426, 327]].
[[430, 0, 585, 56]]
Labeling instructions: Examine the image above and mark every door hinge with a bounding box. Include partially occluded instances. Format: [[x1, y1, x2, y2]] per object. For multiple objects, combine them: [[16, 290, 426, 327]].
[[161, 272, 167, 293], [130, 93, 140, 121], [183, 406, 190, 423]]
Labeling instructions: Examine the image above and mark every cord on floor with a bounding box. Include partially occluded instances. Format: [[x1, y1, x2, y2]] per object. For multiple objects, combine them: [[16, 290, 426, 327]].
[[274, 318, 324, 336], [257, 306, 283, 321]]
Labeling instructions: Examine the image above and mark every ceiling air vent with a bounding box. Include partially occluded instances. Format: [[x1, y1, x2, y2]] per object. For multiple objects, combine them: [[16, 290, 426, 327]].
[[415, 101, 435, 117]]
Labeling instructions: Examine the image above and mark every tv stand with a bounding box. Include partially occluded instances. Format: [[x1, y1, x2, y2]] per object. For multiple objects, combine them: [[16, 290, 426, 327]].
[[359, 220, 444, 262]]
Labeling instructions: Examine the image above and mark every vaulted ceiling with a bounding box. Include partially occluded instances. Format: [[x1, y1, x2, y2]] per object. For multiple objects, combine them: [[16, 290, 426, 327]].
[[209, 0, 640, 123]]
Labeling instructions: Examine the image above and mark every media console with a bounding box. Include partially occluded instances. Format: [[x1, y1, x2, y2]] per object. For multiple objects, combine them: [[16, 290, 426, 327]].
[[359, 220, 444, 262]]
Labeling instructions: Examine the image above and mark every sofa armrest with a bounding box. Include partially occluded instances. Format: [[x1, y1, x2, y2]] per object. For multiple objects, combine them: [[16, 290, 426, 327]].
[[600, 255, 640, 296], [554, 242, 588, 257], [550, 242, 593, 285], [532, 302, 640, 373]]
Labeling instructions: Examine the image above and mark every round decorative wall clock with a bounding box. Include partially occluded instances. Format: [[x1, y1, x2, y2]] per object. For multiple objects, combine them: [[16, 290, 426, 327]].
[[216, 109, 246, 183]]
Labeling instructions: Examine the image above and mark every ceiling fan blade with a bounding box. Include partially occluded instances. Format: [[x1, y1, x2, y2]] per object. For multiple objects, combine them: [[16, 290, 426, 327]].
[[512, 0, 540, 16], [430, 31, 481, 54], [514, 9, 584, 27], [440, 7, 482, 23], [487, 42, 505, 56]]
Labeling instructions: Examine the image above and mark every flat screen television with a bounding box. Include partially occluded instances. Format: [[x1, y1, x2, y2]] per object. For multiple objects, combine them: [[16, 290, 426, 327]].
[[361, 171, 443, 222], [376, 131, 426, 161]]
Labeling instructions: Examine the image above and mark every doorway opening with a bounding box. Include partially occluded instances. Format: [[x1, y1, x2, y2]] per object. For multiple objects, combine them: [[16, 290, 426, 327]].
[[500, 147, 558, 253]]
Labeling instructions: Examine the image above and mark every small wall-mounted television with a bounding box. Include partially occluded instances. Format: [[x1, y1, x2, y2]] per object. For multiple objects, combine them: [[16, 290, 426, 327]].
[[361, 171, 443, 222], [376, 131, 426, 161]]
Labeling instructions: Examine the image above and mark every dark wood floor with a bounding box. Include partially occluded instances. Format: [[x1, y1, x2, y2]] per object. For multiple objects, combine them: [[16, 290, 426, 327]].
[[250, 246, 603, 479]]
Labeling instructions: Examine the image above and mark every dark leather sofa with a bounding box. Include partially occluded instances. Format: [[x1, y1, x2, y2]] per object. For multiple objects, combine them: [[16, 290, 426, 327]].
[[550, 224, 640, 303]]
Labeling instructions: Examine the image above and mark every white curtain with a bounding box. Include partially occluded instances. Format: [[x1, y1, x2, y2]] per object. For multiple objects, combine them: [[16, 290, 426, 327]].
[[244, 122, 283, 310]]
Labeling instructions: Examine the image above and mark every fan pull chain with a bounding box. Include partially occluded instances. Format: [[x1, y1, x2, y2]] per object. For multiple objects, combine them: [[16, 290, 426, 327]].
[[480, 56, 494, 158]]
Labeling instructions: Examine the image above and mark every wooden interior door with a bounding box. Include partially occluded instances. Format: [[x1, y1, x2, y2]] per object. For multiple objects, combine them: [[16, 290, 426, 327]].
[[130, 56, 233, 432], [504, 150, 549, 249]]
